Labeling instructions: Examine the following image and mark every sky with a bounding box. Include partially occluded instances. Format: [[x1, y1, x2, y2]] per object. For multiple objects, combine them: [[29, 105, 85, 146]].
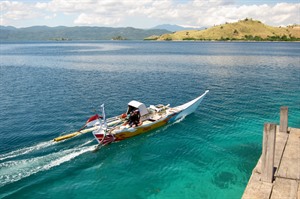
[[0, 0, 299, 28]]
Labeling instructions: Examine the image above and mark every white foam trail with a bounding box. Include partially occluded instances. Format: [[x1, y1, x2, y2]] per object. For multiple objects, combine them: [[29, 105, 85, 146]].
[[0, 141, 56, 161], [146, 116, 188, 138], [78, 139, 94, 147], [0, 140, 95, 187], [173, 115, 187, 124], [43, 146, 93, 170]]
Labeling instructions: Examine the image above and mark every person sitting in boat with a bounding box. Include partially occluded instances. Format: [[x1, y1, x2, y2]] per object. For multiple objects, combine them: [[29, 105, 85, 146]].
[[125, 109, 141, 127]]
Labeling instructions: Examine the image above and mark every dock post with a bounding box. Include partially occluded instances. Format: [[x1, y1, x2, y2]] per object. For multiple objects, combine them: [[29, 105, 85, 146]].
[[261, 123, 276, 183], [279, 106, 288, 133]]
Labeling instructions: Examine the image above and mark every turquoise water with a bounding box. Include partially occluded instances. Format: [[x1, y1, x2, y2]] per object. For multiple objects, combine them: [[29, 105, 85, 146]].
[[0, 41, 299, 199]]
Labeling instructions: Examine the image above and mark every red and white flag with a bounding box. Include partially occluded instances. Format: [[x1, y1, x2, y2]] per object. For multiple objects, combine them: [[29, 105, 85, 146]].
[[86, 114, 101, 127]]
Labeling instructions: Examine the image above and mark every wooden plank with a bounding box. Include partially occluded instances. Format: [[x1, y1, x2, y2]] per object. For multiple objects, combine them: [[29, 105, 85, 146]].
[[276, 128, 300, 180], [242, 172, 273, 199], [261, 123, 277, 183], [271, 177, 298, 199], [253, 156, 262, 174], [273, 127, 289, 169], [253, 128, 288, 176], [297, 182, 300, 199], [279, 106, 288, 133]]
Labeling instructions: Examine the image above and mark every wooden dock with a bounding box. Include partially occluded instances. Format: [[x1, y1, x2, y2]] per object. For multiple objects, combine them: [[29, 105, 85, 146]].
[[242, 107, 300, 199]]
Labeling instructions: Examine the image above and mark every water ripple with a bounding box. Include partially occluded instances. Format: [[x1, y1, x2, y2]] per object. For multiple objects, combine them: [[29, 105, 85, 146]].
[[0, 41, 299, 199]]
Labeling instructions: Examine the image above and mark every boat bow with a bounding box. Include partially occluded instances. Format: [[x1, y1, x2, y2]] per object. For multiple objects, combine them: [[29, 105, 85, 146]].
[[169, 90, 209, 122]]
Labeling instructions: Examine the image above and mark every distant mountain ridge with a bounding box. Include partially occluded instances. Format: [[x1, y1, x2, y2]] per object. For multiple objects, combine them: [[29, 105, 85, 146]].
[[153, 19, 300, 41], [0, 26, 17, 30], [151, 24, 204, 32], [0, 26, 171, 41]]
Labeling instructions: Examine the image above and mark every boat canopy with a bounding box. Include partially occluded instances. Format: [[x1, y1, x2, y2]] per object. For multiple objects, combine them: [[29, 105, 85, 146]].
[[127, 100, 149, 116]]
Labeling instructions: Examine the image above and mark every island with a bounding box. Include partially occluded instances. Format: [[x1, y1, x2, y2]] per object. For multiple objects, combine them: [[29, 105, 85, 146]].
[[145, 19, 300, 41]]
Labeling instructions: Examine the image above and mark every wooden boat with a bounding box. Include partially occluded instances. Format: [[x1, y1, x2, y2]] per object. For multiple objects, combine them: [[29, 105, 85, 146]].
[[92, 90, 209, 147], [53, 90, 209, 145]]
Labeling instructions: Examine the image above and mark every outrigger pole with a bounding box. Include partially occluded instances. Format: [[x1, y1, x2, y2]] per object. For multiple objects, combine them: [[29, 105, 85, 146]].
[[53, 110, 102, 142], [53, 104, 112, 142], [53, 126, 98, 142]]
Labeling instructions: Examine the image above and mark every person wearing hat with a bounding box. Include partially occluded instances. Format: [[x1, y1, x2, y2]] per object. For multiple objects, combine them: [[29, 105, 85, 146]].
[[125, 109, 141, 127]]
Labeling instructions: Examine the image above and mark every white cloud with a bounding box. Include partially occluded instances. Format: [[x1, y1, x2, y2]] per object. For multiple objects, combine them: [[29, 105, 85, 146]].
[[0, 0, 299, 27], [45, 13, 57, 20], [0, 1, 42, 22], [161, 1, 300, 27], [74, 13, 121, 26], [35, 2, 48, 10]]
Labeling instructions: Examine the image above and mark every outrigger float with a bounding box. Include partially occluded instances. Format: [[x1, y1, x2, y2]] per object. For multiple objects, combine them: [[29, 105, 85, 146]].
[[54, 90, 209, 149]]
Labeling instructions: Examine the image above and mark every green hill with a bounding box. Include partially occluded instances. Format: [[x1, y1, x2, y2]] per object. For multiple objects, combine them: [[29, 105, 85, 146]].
[[0, 26, 171, 41], [153, 19, 300, 41]]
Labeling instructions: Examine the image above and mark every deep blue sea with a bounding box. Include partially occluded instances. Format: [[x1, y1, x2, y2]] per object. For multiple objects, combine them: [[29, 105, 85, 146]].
[[0, 41, 299, 199]]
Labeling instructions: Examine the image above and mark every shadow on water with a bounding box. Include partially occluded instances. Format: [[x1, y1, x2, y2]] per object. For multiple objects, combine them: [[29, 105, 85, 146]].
[[213, 171, 238, 189], [210, 142, 261, 190]]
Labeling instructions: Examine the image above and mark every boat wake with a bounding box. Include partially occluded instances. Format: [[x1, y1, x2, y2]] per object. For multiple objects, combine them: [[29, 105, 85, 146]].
[[0, 115, 189, 188], [173, 115, 187, 124], [0, 141, 56, 161], [0, 140, 95, 187]]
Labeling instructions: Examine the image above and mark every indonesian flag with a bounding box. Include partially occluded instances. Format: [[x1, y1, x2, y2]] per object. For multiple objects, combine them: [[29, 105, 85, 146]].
[[86, 114, 102, 127]]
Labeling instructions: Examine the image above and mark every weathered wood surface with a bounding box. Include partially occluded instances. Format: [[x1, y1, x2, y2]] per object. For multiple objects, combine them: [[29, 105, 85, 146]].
[[242, 127, 300, 199], [261, 123, 276, 183], [273, 130, 288, 169], [242, 171, 273, 199], [276, 127, 300, 180], [271, 178, 298, 199], [298, 183, 300, 199], [279, 107, 288, 133]]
